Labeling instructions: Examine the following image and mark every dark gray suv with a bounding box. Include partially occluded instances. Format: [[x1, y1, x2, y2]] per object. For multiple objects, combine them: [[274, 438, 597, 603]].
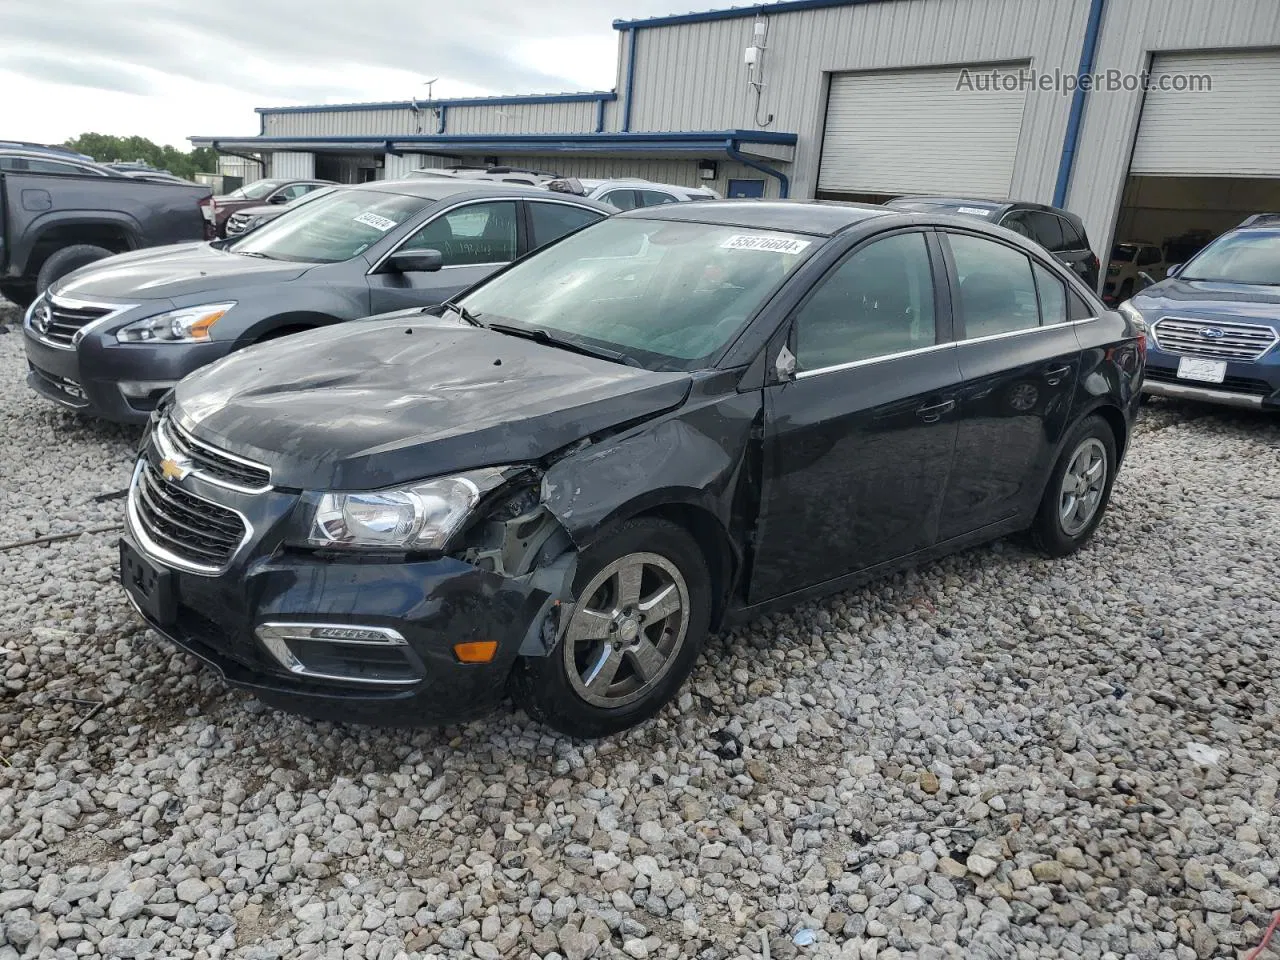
[[22, 181, 612, 423]]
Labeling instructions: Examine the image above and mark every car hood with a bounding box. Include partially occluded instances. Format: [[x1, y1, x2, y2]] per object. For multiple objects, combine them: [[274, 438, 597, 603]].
[[171, 315, 693, 490], [1132, 276, 1280, 324], [51, 243, 311, 301]]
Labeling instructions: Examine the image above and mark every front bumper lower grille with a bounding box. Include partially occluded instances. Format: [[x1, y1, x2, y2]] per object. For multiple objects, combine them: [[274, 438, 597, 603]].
[[1151, 317, 1279, 362], [129, 459, 249, 572], [1144, 366, 1276, 397]]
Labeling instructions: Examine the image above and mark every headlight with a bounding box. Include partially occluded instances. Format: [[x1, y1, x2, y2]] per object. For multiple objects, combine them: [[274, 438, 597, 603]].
[[307, 467, 511, 551], [1118, 300, 1144, 325], [116, 302, 235, 343]]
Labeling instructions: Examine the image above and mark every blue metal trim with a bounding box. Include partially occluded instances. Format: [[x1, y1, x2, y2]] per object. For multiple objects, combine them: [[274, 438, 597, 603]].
[[622, 29, 639, 132], [437, 104, 448, 135], [613, 0, 887, 29], [595, 98, 607, 133], [726, 141, 790, 198], [1053, 0, 1107, 208], [254, 91, 617, 115], [194, 130, 799, 148]]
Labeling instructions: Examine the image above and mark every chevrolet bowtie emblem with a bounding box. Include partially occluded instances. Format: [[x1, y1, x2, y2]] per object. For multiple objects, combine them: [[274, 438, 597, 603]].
[[160, 457, 192, 482]]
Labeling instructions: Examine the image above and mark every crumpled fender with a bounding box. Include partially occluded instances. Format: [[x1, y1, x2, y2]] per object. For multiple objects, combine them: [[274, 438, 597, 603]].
[[538, 390, 761, 550]]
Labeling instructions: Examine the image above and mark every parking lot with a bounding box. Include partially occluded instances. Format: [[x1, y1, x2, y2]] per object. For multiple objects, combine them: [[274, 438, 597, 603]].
[[1, 295, 1278, 960]]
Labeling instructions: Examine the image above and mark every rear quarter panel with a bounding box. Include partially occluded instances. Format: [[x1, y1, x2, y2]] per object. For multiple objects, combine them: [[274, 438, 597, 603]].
[[2, 172, 211, 276]]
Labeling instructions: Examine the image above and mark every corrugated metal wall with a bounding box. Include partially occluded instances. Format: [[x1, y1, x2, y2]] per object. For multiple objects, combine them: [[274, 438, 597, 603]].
[[626, 0, 1092, 201], [383, 153, 451, 179], [491, 156, 756, 198], [1065, 0, 1280, 257], [269, 152, 315, 179], [262, 100, 601, 138]]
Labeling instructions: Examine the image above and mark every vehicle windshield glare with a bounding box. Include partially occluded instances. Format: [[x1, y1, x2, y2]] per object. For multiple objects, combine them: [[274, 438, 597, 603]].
[[1180, 231, 1280, 284], [226, 190, 428, 263], [1111, 244, 1138, 262], [227, 179, 284, 201], [459, 218, 817, 370]]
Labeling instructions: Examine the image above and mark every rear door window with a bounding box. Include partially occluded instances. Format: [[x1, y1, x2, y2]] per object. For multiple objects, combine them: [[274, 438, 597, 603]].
[[1033, 262, 1068, 326], [947, 233, 1041, 338], [528, 202, 605, 249], [1027, 212, 1065, 253], [638, 189, 680, 207], [600, 190, 639, 211], [1058, 216, 1087, 251]]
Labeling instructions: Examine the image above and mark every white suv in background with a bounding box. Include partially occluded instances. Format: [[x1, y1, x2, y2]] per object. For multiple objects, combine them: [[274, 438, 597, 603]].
[[547, 177, 720, 208]]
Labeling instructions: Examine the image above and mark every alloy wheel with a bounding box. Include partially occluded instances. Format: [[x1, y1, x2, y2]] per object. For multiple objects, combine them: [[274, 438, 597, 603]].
[[562, 551, 689, 709], [1059, 437, 1108, 536]]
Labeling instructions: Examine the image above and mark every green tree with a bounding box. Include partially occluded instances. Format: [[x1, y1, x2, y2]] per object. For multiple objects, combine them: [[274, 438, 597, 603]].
[[62, 134, 217, 181]]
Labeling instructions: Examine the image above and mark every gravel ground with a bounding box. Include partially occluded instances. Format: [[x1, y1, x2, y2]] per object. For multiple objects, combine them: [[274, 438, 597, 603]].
[[1, 297, 1278, 960]]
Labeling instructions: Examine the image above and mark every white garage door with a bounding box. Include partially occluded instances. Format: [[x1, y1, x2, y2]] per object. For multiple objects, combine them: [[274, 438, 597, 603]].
[[818, 65, 1028, 198], [1131, 51, 1280, 177]]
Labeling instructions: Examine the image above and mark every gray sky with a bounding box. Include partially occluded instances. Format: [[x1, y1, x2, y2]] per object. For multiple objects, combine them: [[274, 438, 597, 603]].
[[2, 0, 687, 149]]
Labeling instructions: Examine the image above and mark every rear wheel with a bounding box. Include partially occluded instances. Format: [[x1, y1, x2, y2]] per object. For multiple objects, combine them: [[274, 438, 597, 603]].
[[513, 517, 710, 737], [35, 244, 114, 297], [1031, 415, 1118, 557]]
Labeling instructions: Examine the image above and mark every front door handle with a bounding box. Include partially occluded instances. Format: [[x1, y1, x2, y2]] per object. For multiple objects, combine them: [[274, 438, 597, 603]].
[[916, 399, 956, 423], [1044, 364, 1072, 385]]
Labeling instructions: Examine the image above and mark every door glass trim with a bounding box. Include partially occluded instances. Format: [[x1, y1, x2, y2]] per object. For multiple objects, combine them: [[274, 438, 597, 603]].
[[793, 340, 955, 380], [957, 315, 1097, 348]]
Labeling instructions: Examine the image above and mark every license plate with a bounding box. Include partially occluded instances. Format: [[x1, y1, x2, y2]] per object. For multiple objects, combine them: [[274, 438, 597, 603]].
[[119, 539, 176, 627], [1176, 356, 1227, 384]]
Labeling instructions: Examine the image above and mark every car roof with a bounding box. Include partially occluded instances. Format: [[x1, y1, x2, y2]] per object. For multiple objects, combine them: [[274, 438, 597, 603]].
[[359, 178, 612, 205], [620, 199, 891, 235]]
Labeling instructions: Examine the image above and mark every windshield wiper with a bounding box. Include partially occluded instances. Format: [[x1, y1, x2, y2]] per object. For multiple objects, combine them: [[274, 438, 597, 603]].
[[486, 322, 641, 367], [235, 250, 275, 260], [443, 302, 486, 328]]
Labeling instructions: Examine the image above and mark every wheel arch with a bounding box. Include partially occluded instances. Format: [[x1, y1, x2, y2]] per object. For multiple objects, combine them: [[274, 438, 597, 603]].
[[236, 311, 343, 346], [596, 495, 739, 632]]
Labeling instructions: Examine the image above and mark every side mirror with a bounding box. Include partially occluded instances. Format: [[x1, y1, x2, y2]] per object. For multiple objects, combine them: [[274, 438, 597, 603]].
[[1137, 271, 1157, 290], [385, 249, 444, 274], [1165, 263, 1182, 279], [268, 193, 289, 204], [775, 344, 797, 382]]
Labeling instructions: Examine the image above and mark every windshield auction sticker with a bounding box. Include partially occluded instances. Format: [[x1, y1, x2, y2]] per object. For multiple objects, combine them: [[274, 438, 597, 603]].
[[353, 212, 398, 231], [721, 235, 812, 255], [957, 207, 993, 217]]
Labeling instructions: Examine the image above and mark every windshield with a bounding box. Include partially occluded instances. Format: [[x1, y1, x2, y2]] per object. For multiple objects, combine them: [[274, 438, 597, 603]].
[[226, 190, 428, 263], [226, 179, 284, 200], [1111, 244, 1138, 262], [1180, 231, 1280, 284], [459, 217, 817, 371]]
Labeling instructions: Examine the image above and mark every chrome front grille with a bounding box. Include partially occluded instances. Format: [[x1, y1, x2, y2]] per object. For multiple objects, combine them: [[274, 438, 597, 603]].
[[129, 459, 249, 572], [37, 298, 110, 346], [1151, 317, 1279, 362], [155, 416, 271, 492], [225, 213, 251, 236]]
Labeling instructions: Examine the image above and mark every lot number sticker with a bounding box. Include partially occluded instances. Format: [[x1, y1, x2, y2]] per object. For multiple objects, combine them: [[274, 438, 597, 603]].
[[721, 234, 812, 255], [353, 212, 398, 232], [956, 207, 992, 217]]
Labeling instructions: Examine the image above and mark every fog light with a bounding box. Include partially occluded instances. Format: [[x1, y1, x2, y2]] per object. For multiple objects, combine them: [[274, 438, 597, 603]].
[[118, 380, 178, 399], [453, 640, 498, 664]]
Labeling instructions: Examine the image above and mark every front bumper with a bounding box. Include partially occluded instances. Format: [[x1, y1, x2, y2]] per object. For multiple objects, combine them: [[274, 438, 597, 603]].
[[119, 440, 552, 726], [1142, 352, 1280, 412], [23, 316, 229, 424]]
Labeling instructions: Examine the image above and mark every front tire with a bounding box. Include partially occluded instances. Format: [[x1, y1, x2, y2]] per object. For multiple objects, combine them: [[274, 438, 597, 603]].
[[513, 517, 711, 738], [1031, 415, 1118, 557], [35, 244, 114, 297]]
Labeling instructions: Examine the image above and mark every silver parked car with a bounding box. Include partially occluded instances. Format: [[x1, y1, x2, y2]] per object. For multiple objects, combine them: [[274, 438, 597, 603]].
[[224, 185, 342, 237], [547, 177, 721, 208]]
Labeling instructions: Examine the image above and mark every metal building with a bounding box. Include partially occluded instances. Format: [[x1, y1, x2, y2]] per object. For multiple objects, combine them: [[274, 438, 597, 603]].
[[191, 0, 1280, 263]]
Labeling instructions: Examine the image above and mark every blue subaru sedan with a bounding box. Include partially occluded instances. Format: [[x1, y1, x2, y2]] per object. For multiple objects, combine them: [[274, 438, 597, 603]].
[[1123, 224, 1280, 410]]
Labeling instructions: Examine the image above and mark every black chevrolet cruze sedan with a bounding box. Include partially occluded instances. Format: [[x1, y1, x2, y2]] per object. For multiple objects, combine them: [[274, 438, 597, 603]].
[[118, 201, 1145, 737]]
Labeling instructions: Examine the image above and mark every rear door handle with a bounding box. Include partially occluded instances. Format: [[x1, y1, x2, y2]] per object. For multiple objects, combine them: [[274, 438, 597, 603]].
[[916, 399, 956, 423], [1044, 364, 1072, 385]]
